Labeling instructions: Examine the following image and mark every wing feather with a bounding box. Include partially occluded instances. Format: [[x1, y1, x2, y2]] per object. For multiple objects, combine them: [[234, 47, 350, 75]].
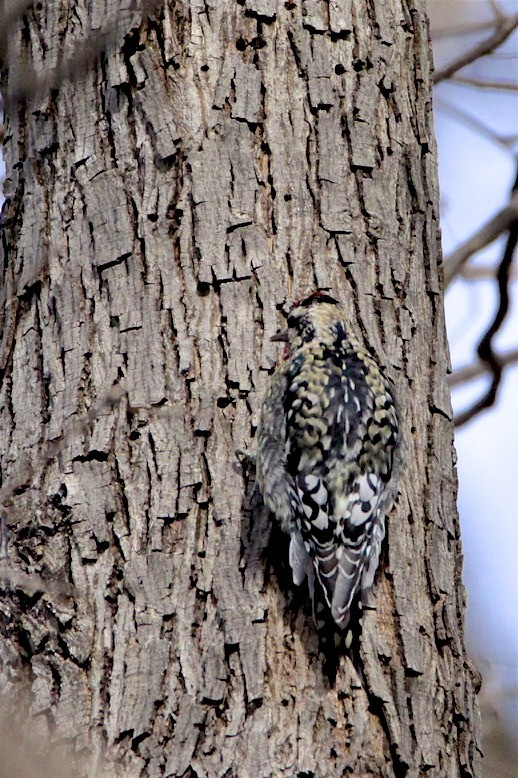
[[285, 349, 392, 629]]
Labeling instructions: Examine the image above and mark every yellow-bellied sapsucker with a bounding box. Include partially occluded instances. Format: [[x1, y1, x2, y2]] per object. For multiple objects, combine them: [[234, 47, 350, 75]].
[[256, 292, 400, 636]]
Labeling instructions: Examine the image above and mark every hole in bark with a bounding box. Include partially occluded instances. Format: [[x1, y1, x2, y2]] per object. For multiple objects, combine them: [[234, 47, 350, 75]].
[[197, 282, 211, 296], [200, 64, 209, 71], [132, 732, 151, 751], [334, 64, 346, 75], [217, 397, 232, 408], [250, 36, 267, 49], [72, 450, 108, 463], [18, 279, 42, 304], [115, 729, 134, 744], [236, 36, 247, 51], [331, 29, 352, 41], [224, 642, 239, 658], [284, 193, 292, 201], [151, 397, 168, 407]]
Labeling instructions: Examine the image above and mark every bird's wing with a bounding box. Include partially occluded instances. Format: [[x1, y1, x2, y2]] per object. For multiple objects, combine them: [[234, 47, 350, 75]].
[[285, 355, 390, 629]]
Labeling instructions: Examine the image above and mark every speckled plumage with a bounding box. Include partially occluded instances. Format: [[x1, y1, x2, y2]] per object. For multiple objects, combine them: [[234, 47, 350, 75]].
[[256, 293, 400, 632]]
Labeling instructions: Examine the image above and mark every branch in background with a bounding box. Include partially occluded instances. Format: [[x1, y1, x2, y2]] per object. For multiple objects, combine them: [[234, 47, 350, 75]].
[[436, 98, 514, 151], [444, 189, 518, 286], [0, 0, 34, 59], [449, 347, 518, 387], [460, 265, 518, 280], [1, 1, 163, 108], [432, 20, 498, 40], [451, 75, 518, 91], [433, 12, 518, 84], [454, 166, 518, 428], [4, 27, 122, 108]]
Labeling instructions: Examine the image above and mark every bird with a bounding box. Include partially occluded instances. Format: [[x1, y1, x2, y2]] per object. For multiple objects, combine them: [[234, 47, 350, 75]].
[[256, 292, 400, 640]]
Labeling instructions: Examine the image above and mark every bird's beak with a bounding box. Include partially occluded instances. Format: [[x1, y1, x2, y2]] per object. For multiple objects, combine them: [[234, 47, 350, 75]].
[[270, 330, 289, 343]]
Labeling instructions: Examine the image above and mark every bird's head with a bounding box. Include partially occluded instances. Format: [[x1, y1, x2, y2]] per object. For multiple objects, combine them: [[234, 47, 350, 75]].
[[272, 292, 341, 352]]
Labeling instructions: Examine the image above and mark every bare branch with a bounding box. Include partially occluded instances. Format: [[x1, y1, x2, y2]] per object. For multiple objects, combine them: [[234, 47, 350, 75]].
[[487, 0, 506, 22], [444, 189, 518, 287], [5, 26, 122, 107], [431, 20, 498, 40], [454, 168, 518, 428], [449, 348, 518, 387], [433, 13, 518, 84], [460, 265, 518, 280], [3, 1, 163, 108], [436, 98, 515, 151], [450, 75, 518, 91], [0, 385, 126, 513], [0, 565, 75, 596], [0, 0, 34, 52]]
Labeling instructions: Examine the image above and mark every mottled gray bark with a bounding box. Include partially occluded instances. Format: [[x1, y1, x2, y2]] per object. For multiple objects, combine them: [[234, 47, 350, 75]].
[[0, 1, 481, 776]]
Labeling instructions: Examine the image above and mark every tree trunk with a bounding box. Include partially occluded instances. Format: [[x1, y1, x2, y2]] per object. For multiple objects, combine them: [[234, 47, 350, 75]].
[[0, 1, 481, 776]]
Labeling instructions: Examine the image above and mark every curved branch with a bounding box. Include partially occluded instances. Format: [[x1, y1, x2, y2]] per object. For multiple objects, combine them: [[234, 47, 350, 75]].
[[433, 13, 518, 84], [454, 168, 518, 428], [449, 348, 518, 387], [443, 190, 518, 286]]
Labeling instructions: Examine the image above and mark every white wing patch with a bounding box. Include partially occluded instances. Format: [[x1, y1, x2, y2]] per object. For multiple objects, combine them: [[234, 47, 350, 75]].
[[358, 472, 380, 502], [289, 529, 312, 586]]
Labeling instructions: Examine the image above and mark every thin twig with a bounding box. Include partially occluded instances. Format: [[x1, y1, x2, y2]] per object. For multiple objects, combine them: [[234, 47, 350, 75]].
[[431, 20, 498, 40], [433, 12, 518, 84], [0, 385, 126, 512], [460, 265, 518, 280], [487, 0, 505, 22], [3, 0, 164, 107], [449, 348, 518, 387], [454, 167, 518, 428], [444, 189, 518, 286], [0, 0, 34, 59], [436, 98, 514, 151], [0, 566, 75, 596], [5, 27, 121, 107], [451, 75, 518, 92]]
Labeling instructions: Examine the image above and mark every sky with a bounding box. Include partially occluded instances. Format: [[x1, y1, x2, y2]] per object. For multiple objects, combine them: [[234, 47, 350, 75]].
[[429, 0, 518, 734]]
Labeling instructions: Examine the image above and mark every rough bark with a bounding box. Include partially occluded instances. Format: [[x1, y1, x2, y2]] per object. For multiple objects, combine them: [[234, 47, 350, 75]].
[[0, 1, 481, 776]]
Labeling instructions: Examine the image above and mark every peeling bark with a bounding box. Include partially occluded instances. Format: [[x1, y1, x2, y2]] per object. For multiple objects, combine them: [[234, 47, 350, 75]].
[[0, 1, 481, 776]]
